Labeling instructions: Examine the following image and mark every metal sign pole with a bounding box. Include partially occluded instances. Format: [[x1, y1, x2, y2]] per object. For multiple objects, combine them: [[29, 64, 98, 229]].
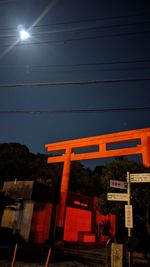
[[127, 172, 132, 267], [107, 172, 136, 267], [127, 172, 131, 237]]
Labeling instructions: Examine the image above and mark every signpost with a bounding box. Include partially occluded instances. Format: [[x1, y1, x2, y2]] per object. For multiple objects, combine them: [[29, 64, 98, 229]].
[[110, 179, 127, 189], [107, 192, 128, 201], [107, 172, 150, 267], [111, 243, 124, 267], [107, 172, 132, 267], [125, 205, 133, 228], [130, 173, 150, 183]]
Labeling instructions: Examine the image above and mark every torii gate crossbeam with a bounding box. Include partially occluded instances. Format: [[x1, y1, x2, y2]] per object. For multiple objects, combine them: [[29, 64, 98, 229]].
[[45, 127, 150, 240]]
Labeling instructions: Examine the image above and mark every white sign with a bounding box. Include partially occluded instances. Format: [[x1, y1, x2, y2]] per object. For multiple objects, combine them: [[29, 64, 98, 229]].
[[125, 205, 133, 228], [110, 180, 127, 190], [111, 243, 123, 267], [130, 173, 150, 183], [107, 193, 128, 201]]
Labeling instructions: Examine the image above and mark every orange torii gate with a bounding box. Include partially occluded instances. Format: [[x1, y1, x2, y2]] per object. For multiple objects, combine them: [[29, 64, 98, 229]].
[[45, 127, 150, 239]]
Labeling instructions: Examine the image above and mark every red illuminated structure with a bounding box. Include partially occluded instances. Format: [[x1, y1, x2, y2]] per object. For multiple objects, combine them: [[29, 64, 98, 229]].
[[45, 127, 150, 239]]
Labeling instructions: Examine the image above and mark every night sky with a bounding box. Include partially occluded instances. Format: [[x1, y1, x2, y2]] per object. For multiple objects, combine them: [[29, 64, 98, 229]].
[[0, 0, 150, 167]]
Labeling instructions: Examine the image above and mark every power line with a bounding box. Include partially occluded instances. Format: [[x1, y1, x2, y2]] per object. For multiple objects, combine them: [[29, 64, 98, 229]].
[[29, 66, 150, 74], [0, 77, 149, 88], [1, 20, 150, 39], [0, 66, 150, 74], [0, 29, 149, 48], [1, 59, 150, 70], [0, 107, 150, 115], [0, 10, 149, 31]]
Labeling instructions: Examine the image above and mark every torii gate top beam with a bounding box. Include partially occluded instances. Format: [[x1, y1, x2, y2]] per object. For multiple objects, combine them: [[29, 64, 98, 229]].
[[45, 127, 150, 167]]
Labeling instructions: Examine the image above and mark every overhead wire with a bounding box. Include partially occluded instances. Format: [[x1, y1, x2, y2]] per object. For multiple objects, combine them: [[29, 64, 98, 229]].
[[0, 10, 149, 117], [0, 11, 149, 48], [0, 10, 150, 31], [0, 12, 149, 118], [0, 28, 149, 48], [1, 59, 150, 70], [0, 107, 150, 115], [0, 20, 150, 39], [28, 66, 150, 73], [0, 77, 150, 88]]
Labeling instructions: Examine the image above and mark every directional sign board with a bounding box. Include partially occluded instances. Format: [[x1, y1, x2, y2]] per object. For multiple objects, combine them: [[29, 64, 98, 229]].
[[111, 243, 123, 267], [107, 193, 128, 201], [110, 180, 127, 190], [125, 205, 133, 228], [130, 173, 150, 183]]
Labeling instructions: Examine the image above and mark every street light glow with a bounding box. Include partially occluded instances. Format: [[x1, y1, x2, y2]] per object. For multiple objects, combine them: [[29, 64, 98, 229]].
[[19, 29, 30, 40]]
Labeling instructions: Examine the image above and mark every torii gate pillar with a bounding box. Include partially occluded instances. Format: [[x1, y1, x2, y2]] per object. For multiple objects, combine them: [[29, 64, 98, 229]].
[[56, 148, 71, 239], [141, 136, 150, 167]]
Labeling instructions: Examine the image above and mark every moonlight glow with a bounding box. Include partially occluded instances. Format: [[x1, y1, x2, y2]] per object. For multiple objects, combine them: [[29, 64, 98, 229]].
[[19, 29, 30, 40]]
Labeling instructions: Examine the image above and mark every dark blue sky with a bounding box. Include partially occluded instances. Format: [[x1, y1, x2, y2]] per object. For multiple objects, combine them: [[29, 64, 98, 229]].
[[0, 0, 150, 167]]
